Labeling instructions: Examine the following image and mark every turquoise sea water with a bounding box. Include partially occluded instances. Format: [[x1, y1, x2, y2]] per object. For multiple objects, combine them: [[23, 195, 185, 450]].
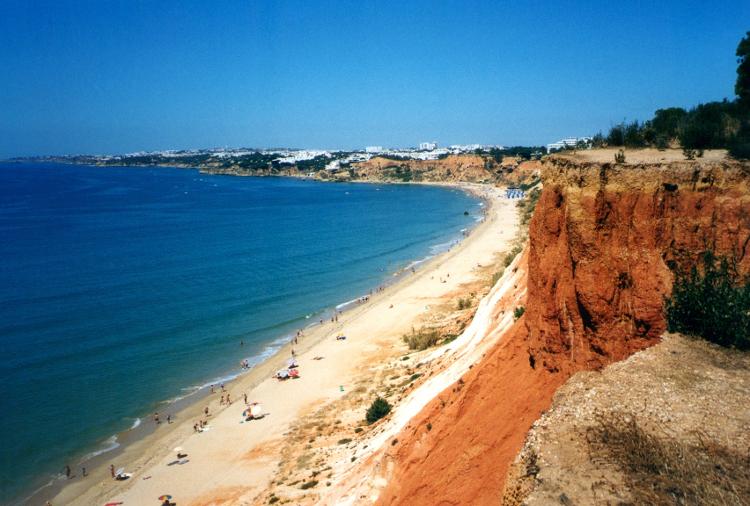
[[0, 162, 480, 503]]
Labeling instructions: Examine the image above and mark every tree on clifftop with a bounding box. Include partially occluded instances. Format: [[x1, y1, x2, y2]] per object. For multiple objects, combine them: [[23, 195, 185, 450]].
[[736, 31, 750, 110]]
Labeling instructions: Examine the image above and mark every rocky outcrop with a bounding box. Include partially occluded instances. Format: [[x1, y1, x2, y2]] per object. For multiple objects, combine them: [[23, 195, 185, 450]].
[[347, 155, 500, 183], [373, 154, 750, 505]]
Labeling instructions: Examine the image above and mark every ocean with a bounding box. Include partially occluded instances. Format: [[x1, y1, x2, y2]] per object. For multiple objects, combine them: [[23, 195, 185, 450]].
[[0, 162, 480, 503]]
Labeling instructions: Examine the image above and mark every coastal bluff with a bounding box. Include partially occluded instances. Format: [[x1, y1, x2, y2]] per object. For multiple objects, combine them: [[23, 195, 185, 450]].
[[336, 152, 750, 505]]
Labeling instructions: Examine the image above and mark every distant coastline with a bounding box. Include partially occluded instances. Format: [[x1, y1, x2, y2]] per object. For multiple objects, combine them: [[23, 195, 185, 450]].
[[4, 144, 545, 185]]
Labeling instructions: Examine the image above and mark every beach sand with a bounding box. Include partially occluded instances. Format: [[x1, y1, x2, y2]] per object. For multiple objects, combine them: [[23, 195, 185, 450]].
[[50, 183, 518, 506]]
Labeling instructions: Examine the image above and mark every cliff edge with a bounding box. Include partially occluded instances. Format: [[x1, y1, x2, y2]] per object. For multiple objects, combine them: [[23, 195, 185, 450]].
[[372, 152, 750, 505]]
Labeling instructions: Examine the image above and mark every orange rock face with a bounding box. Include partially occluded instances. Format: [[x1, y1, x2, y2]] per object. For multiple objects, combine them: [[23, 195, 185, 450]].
[[527, 157, 750, 374], [376, 156, 750, 505], [351, 155, 499, 183]]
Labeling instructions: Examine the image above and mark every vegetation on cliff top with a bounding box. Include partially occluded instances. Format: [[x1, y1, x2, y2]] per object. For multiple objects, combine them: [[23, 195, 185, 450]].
[[593, 31, 750, 159], [666, 251, 750, 350]]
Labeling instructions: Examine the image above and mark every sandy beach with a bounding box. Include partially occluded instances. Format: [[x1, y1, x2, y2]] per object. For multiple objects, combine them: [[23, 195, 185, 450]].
[[49, 182, 518, 506]]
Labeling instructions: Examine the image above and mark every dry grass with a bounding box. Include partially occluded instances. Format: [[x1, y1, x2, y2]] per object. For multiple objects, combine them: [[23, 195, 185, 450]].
[[585, 411, 750, 505]]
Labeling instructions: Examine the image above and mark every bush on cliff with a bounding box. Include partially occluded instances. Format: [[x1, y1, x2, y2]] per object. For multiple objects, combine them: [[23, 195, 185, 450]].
[[402, 327, 442, 350], [366, 397, 392, 424], [666, 251, 750, 350]]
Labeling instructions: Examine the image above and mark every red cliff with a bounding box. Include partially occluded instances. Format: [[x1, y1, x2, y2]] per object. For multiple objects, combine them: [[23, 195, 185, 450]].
[[375, 154, 750, 505]]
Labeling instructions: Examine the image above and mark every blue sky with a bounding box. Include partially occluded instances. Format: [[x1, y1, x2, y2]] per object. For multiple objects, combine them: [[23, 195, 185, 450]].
[[1, 0, 748, 157]]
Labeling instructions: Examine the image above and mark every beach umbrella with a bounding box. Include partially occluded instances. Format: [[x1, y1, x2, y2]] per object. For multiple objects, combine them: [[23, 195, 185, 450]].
[[250, 404, 263, 418], [115, 467, 125, 476], [158, 495, 172, 501]]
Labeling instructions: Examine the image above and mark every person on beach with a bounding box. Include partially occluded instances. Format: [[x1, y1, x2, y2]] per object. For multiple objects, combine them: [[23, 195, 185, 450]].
[[154, 412, 160, 424], [210, 385, 215, 394], [81, 466, 86, 477], [110, 464, 115, 478], [204, 406, 209, 416], [244, 393, 248, 404], [167, 414, 171, 424], [226, 393, 231, 404], [240, 340, 244, 346], [220, 394, 225, 405], [65, 465, 71, 479]]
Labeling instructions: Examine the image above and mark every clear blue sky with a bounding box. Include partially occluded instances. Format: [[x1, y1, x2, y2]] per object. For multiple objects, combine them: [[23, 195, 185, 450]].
[[1, 0, 748, 157]]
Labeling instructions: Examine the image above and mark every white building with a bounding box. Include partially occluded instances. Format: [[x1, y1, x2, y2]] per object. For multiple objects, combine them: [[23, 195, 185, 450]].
[[546, 137, 592, 152], [419, 141, 437, 151], [274, 150, 331, 164], [365, 146, 383, 153]]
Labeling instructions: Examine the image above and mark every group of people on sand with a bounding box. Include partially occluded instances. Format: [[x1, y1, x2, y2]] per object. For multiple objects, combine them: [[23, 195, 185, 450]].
[[193, 419, 209, 432], [153, 411, 172, 425], [61, 463, 86, 481]]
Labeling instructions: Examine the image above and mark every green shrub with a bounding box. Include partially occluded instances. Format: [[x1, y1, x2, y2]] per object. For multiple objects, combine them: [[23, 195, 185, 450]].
[[520, 188, 541, 227], [655, 134, 670, 150], [337, 438, 352, 445], [729, 123, 750, 160], [607, 123, 626, 146], [456, 297, 472, 310], [300, 480, 318, 490], [678, 102, 736, 150], [402, 327, 441, 350], [666, 251, 750, 350], [366, 397, 392, 424], [614, 149, 626, 163], [518, 177, 541, 191], [503, 245, 523, 267], [514, 306, 526, 320]]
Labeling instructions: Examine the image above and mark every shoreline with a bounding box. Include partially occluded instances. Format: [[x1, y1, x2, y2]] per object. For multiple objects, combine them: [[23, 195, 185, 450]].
[[22, 179, 491, 506], [48, 182, 508, 506]]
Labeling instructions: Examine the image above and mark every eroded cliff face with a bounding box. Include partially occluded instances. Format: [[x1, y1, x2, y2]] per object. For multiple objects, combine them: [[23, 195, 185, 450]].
[[375, 155, 750, 506], [346, 155, 500, 183], [527, 156, 750, 374]]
